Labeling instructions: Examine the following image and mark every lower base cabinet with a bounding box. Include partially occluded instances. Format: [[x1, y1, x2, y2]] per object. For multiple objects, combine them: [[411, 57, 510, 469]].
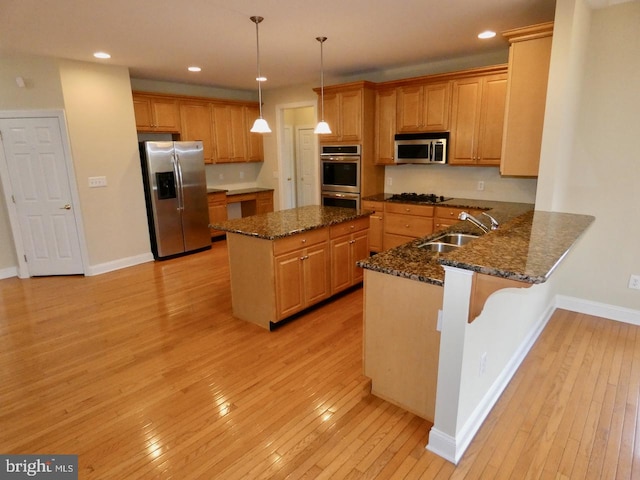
[[274, 239, 331, 320], [330, 217, 370, 294]]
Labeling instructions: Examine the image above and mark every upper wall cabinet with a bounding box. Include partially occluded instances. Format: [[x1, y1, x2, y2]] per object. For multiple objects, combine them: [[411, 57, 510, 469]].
[[500, 22, 554, 177], [396, 82, 451, 133], [313, 82, 376, 144], [133, 91, 263, 164], [180, 101, 214, 163], [133, 94, 181, 132], [449, 70, 508, 166], [374, 87, 397, 165]]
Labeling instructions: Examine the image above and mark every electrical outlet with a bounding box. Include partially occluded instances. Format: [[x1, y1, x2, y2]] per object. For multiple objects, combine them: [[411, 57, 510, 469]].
[[88, 176, 107, 188], [239, 171, 245, 179], [479, 352, 487, 375], [477, 181, 485, 191], [386, 177, 393, 186], [436, 309, 443, 332], [629, 274, 640, 290], [218, 173, 224, 180]]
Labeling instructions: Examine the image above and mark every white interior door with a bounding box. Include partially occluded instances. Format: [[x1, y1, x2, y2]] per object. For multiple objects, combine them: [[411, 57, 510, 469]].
[[296, 127, 316, 207], [281, 126, 296, 209], [0, 116, 84, 276]]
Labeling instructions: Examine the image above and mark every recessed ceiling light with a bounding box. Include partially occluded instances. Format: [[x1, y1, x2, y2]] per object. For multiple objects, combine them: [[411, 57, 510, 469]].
[[478, 31, 496, 39], [93, 52, 111, 59], [188, 66, 202, 72]]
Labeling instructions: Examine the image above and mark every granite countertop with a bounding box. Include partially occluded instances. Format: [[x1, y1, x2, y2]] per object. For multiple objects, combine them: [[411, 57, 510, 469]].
[[210, 205, 372, 240], [357, 196, 594, 286]]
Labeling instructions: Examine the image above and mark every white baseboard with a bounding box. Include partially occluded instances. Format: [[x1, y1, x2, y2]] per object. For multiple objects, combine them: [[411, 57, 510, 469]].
[[0, 266, 18, 280], [427, 301, 556, 464], [556, 295, 640, 325], [84, 252, 154, 276]]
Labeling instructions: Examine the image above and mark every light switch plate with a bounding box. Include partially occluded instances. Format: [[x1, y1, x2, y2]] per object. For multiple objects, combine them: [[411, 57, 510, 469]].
[[88, 176, 107, 188]]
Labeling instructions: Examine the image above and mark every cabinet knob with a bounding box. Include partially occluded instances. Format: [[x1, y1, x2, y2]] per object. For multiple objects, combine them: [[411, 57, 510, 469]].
[[450, 212, 454, 216], [405, 224, 410, 228], [350, 225, 355, 229], [301, 239, 306, 243]]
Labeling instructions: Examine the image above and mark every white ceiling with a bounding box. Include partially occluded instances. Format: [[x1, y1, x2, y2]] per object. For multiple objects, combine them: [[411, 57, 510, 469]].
[[0, 0, 556, 92]]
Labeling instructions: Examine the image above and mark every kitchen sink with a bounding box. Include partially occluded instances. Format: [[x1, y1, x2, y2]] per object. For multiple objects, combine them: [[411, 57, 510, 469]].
[[417, 232, 480, 252]]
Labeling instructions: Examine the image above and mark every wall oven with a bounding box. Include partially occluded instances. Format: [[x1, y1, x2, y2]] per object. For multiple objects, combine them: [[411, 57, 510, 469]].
[[321, 191, 360, 209], [321, 145, 361, 209], [321, 145, 361, 194]]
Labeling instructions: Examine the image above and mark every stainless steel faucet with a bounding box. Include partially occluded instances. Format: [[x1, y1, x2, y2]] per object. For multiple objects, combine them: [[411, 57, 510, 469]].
[[458, 211, 499, 233]]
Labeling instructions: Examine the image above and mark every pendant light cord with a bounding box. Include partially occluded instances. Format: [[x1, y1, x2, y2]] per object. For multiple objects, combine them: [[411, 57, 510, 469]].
[[317, 36, 327, 122], [252, 16, 264, 118]]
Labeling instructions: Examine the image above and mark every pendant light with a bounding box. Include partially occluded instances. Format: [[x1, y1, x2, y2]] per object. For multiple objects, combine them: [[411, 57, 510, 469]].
[[314, 36, 332, 134], [250, 16, 271, 133]]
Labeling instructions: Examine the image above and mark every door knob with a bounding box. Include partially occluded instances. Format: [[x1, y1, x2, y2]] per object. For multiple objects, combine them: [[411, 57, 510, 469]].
[[60, 204, 71, 210]]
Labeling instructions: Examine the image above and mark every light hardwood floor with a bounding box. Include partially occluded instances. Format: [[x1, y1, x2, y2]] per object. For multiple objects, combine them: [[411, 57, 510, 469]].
[[1, 241, 638, 479]]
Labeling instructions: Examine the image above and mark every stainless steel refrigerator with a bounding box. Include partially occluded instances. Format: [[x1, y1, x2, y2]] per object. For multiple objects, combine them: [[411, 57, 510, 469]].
[[139, 141, 211, 259]]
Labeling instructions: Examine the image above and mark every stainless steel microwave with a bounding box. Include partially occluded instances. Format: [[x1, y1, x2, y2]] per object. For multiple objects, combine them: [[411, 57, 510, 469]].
[[394, 133, 448, 164]]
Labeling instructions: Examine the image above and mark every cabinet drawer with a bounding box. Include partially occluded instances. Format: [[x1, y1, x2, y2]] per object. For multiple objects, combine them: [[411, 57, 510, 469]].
[[330, 217, 369, 238], [385, 203, 434, 216], [434, 206, 466, 220], [207, 192, 227, 206], [385, 213, 433, 237], [273, 228, 329, 256], [362, 200, 384, 212]]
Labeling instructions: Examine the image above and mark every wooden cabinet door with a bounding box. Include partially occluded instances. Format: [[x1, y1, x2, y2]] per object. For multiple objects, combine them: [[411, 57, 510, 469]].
[[501, 24, 553, 176], [229, 105, 247, 162], [362, 200, 384, 252], [477, 74, 507, 165], [397, 82, 449, 133], [396, 85, 423, 133], [180, 102, 214, 163], [133, 97, 153, 129], [211, 104, 232, 163], [338, 89, 362, 142], [151, 98, 181, 132], [319, 92, 340, 142], [244, 105, 264, 162], [275, 250, 305, 319], [303, 243, 331, 306], [450, 74, 507, 166], [133, 95, 180, 132], [449, 78, 482, 165], [330, 236, 352, 294], [423, 82, 450, 131], [375, 88, 397, 165]]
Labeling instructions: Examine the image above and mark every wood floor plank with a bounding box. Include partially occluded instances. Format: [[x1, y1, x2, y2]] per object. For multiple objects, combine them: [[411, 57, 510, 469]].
[[1, 244, 638, 479]]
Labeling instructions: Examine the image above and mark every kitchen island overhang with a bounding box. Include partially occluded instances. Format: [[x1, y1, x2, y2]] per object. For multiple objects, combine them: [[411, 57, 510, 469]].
[[357, 201, 594, 465]]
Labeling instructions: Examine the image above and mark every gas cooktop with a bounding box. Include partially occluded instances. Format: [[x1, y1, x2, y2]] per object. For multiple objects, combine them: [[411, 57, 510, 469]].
[[387, 193, 452, 204]]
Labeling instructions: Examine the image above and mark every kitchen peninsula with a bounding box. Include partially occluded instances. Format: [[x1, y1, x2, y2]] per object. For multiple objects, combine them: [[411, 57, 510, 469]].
[[357, 198, 594, 463], [211, 205, 371, 330]]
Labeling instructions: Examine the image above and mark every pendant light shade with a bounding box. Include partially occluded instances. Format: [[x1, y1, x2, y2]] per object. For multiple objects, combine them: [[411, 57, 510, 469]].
[[314, 36, 331, 135], [250, 16, 271, 133]]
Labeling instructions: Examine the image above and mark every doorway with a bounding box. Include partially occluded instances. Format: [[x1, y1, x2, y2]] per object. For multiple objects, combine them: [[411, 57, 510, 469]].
[[0, 111, 87, 278], [277, 103, 318, 210]]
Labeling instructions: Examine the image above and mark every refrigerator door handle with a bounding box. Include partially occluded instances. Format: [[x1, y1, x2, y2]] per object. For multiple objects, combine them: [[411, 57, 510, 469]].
[[173, 153, 184, 211]]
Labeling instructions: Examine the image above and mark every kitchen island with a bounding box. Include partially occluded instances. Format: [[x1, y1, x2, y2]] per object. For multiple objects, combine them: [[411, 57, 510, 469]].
[[357, 199, 594, 463], [211, 205, 371, 330]]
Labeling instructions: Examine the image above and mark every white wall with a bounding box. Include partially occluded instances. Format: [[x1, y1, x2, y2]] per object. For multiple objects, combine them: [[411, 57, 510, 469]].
[[537, 0, 640, 311], [58, 60, 151, 269]]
